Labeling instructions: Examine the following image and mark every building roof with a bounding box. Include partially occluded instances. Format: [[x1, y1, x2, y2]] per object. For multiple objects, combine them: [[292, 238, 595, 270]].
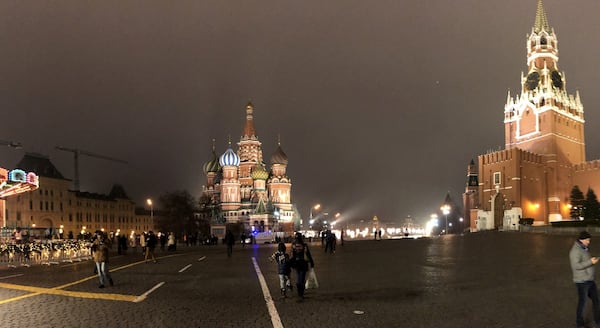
[[16, 153, 67, 180]]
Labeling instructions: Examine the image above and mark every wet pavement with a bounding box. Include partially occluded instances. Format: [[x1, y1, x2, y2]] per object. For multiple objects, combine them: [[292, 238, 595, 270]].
[[0, 232, 589, 327]]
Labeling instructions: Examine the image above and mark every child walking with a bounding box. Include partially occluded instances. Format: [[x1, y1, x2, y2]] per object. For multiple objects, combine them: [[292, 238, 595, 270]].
[[271, 242, 293, 297]]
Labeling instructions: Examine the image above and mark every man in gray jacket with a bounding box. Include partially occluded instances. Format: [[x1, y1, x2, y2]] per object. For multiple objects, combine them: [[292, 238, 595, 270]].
[[570, 230, 600, 328]]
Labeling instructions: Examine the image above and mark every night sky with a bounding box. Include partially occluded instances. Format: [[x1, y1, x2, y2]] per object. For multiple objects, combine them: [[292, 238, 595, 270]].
[[2, 1, 600, 226]]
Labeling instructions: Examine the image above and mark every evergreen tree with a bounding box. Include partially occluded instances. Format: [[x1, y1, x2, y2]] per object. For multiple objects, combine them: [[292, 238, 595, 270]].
[[570, 185, 585, 219], [584, 188, 600, 221]]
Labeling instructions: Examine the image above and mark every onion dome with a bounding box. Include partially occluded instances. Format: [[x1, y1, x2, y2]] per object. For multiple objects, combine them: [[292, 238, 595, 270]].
[[270, 144, 288, 165], [203, 150, 221, 174], [251, 164, 269, 180], [219, 146, 240, 167]]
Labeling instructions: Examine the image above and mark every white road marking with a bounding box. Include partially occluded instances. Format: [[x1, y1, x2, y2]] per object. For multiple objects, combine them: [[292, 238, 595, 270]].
[[178, 264, 192, 273], [198, 256, 206, 261], [252, 257, 283, 328], [133, 282, 165, 303], [0, 274, 24, 280]]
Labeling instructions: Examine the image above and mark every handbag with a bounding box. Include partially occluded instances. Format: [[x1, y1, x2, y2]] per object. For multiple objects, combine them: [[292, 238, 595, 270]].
[[305, 267, 319, 289]]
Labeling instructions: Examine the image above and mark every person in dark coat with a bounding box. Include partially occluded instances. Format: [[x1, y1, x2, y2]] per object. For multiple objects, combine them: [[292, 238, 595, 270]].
[[225, 230, 235, 258], [145, 231, 157, 263], [291, 232, 314, 300]]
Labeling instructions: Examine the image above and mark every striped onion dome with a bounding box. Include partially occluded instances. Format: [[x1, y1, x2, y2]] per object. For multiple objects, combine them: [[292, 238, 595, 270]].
[[219, 146, 240, 167], [203, 150, 221, 174], [251, 164, 269, 180], [270, 145, 288, 165]]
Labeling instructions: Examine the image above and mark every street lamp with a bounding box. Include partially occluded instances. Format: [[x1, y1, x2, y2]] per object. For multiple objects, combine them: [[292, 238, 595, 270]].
[[147, 198, 154, 223], [309, 204, 321, 230], [440, 204, 450, 234]]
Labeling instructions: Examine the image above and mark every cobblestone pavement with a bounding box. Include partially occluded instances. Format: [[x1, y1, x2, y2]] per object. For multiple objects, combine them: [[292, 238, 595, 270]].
[[0, 232, 591, 327]]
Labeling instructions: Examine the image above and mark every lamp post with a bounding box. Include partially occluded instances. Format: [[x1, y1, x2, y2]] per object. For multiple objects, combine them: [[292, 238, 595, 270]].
[[440, 204, 450, 234], [147, 198, 154, 223], [309, 204, 321, 230]]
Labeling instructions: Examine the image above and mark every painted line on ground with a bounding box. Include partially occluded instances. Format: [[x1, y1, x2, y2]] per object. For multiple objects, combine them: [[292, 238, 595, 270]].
[[0, 253, 185, 304], [178, 264, 192, 273], [198, 256, 206, 261], [252, 257, 283, 328], [0, 282, 138, 302], [0, 274, 24, 280], [133, 282, 165, 303]]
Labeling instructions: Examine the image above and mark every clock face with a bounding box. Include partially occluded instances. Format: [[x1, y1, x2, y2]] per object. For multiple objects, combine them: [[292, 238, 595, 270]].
[[551, 70, 563, 89], [526, 71, 540, 90]]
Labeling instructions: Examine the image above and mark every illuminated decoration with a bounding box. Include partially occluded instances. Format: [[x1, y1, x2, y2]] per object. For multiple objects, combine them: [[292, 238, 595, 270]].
[[0, 167, 39, 198]]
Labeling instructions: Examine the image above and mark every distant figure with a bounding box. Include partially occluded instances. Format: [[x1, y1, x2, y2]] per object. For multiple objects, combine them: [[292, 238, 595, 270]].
[[241, 232, 247, 248], [93, 232, 113, 288], [374, 230, 377, 240], [569, 230, 600, 328], [140, 232, 147, 255], [225, 230, 235, 258], [160, 233, 167, 251], [324, 230, 336, 254], [167, 232, 176, 251], [378, 230, 382, 240], [13, 228, 22, 244], [270, 242, 292, 298], [145, 231, 157, 263], [291, 232, 314, 300], [340, 230, 344, 246]]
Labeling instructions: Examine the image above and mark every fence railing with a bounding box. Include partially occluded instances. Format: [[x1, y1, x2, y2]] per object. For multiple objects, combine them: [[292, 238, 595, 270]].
[[0, 240, 92, 268]]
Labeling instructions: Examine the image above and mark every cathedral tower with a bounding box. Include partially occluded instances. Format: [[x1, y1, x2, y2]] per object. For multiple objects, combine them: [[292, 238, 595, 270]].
[[238, 101, 264, 203], [504, 0, 585, 164], [465, 0, 594, 230]]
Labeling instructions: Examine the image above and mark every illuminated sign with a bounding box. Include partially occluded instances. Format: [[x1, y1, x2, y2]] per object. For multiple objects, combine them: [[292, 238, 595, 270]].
[[0, 167, 39, 198]]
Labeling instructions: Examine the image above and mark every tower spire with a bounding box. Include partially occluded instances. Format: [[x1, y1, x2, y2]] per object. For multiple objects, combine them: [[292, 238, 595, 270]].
[[533, 0, 551, 33], [243, 100, 256, 138]]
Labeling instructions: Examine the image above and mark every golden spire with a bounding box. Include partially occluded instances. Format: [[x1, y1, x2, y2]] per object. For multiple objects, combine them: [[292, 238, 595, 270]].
[[533, 0, 551, 33]]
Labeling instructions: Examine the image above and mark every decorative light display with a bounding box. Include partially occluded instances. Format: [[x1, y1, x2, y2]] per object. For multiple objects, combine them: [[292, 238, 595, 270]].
[[0, 167, 39, 198]]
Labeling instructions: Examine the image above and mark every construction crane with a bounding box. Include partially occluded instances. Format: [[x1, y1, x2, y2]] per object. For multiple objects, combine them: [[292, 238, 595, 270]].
[[55, 146, 127, 191], [0, 140, 22, 149]]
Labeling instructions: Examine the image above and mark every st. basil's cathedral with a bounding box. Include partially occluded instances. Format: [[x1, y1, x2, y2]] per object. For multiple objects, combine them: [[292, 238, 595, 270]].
[[464, 0, 600, 231], [200, 102, 295, 239]]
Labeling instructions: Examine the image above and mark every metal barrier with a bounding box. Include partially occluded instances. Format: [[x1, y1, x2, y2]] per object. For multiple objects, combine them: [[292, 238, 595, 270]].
[[0, 240, 92, 268]]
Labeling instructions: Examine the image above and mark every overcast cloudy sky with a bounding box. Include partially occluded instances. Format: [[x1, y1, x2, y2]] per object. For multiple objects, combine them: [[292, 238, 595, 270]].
[[2, 1, 600, 225]]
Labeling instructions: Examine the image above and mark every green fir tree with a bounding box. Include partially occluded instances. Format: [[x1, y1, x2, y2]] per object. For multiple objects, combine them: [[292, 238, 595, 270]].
[[584, 188, 600, 221], [570, 185, 585, 219]]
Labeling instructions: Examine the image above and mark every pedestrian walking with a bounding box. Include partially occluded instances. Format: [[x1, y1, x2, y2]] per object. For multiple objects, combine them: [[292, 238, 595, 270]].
[[270, 242, 293, 298], [145, 230, 157, 263], [93, 232, 113, 288], [324, 230, 336, 254], [140, 232, 147, 256], [291, 232, 314, 300], [167, 232, 176, 251], [569, 230, 600, 328], [225, 230, 235, 258]]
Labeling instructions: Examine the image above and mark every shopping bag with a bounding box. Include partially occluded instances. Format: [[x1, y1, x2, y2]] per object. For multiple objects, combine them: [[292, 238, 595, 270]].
[[305, 267, 319, 289]]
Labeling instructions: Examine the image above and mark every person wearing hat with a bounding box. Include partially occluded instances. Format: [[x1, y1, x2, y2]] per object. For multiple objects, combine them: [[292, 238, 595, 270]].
[[570, 230, 600, 328]]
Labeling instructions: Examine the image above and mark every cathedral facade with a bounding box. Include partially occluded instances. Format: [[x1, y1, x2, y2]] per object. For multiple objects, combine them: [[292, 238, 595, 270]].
[[201, 102, 295, 238], [464, 0, 600, 231]]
